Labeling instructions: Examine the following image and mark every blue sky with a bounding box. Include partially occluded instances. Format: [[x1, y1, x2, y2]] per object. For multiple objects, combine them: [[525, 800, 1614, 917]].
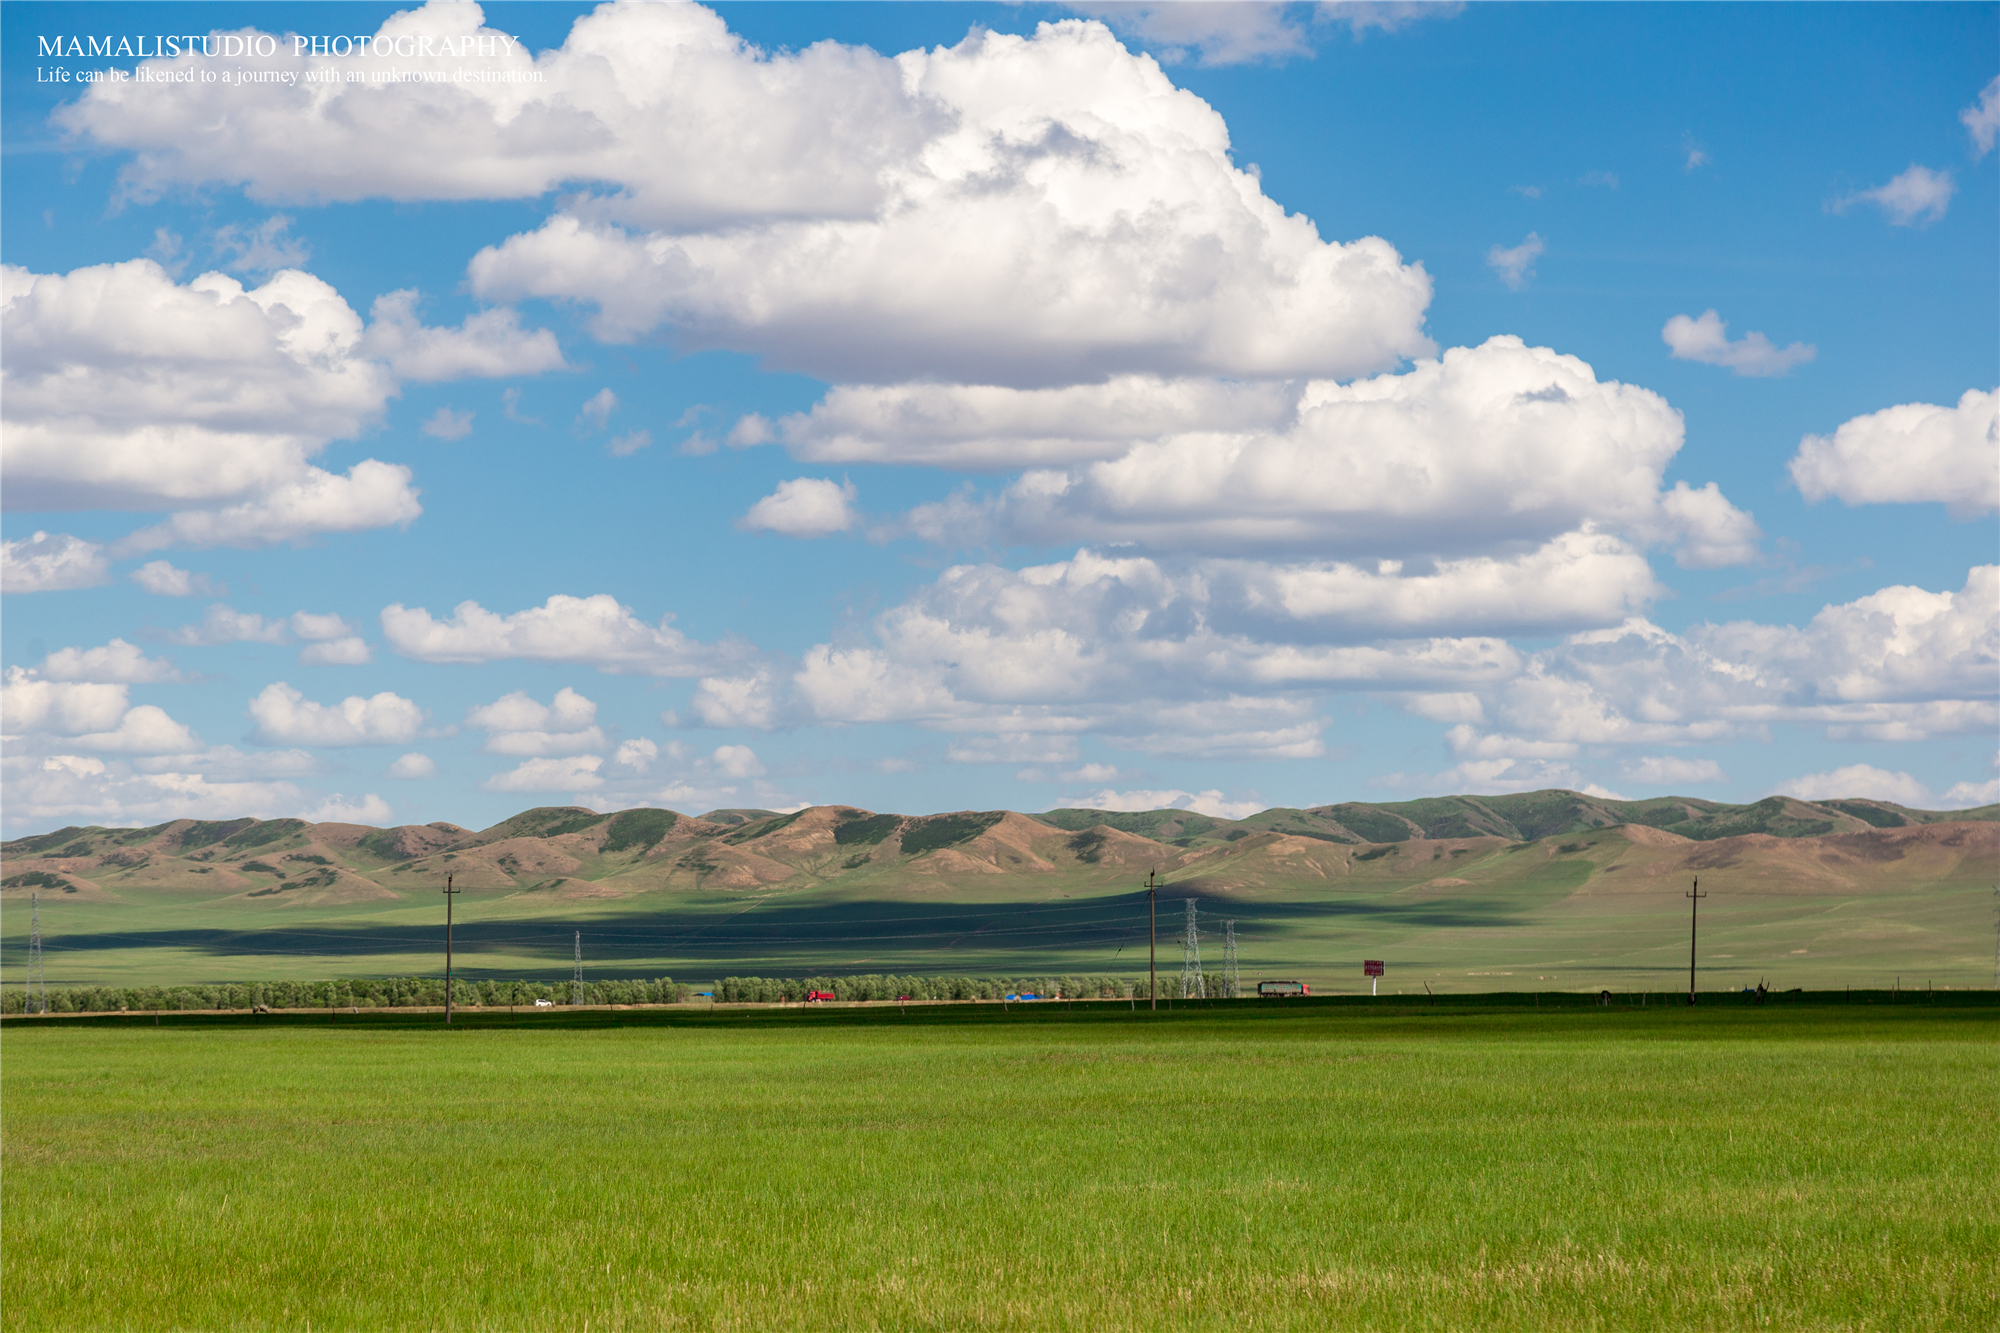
[[3, 0, 1995, 836]]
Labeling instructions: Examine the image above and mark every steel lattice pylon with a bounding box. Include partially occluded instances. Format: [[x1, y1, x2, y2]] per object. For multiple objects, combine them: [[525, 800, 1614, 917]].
[[573, 931, 585, 1005], [1179, 899, 1204, 998], [1222, 919, 1240, 999]]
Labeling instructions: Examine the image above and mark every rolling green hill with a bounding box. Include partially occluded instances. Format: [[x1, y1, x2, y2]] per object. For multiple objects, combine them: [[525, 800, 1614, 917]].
[[5, 791, 1996, 994]]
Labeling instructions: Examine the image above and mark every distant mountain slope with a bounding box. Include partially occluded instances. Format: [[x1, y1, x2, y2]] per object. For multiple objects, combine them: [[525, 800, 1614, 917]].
[[1288, 792, 1993, 843], [5, 789, 1994, 905]]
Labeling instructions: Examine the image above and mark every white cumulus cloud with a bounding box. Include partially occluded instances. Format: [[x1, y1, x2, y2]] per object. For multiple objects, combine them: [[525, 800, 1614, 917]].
[[462, 17, 1434, 387], [1662, 310, 1816, 377], [1834, 164, 1956, 226], [382, 593, 742, 676], [360, 289, 566, 381], [1942, 776, 2000, 808], [1, 671, 127, 735], [299, 638, 373, 666], [0, 753, 338, 834], [1789, 389, 1998, 518], [37, 639, 181, 684], [302, 793, 395, 825], [169, 605, 291, 646], [466, 687, 606, 757], [711, 744, 765, 779], [613, 738, 659, 771], [1052, 787, 1265, 819], [743, 376, 1297, 470], [385, 753, 438, 780], [1, 532, 110, 593], [1440, 566, 1999, 759], [3, 258, 558, 551], [248, 682, 425, 746], [130, 560, 224, 597], [1964, 75, 2000, 158], [69, 704, 203, 755], [482, 755, 605, 793], [1774, 764, 1930, 807], [742, 477, 857, 537], [899, 337, 1758, 569]]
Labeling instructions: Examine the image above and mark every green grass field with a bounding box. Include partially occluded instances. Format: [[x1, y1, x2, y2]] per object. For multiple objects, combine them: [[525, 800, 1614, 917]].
[[9, 855, 1995, 997], [4, 999, 1995, 1330]]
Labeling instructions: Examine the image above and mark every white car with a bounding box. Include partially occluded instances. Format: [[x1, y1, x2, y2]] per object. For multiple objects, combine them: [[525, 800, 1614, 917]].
[[533, 998, 554, 1008]]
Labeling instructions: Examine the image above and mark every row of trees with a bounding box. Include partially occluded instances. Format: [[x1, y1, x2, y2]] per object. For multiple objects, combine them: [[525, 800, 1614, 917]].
[[716, 974, 1153, 1003], [2, 976, 691, 1014], [4, 973, 1217, 1013]]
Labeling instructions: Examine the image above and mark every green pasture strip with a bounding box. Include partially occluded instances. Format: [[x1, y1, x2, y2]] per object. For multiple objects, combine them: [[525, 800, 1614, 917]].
[[4, 1006, 1995, 1331], [7, 869, 1995, 993]]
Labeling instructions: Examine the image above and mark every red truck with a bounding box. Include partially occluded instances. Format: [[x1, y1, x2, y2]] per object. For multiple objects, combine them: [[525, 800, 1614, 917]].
[[804, 990, 838, 1003]]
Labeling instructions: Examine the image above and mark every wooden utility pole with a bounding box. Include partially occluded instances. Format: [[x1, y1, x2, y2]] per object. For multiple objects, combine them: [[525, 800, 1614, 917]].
[[1686, 879, 1706, 1005], [443, 873, 462, 1024], [1148, 869, 1158, 1012]]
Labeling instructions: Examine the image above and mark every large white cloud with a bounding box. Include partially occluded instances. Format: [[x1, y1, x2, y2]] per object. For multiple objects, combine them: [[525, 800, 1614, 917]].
[[897, 338, 1759, 566], [1445, 566, 2000, 761], [1, 668, 204, 757], [1789, 389, 1998, 518], [3, 258, 558, 549], [1774, 764, 1930, 806], [0, 752, 385, 834], [772, 548, 1531, 759], [247, 682, 425, 746], [762, 558, 1998, 769], [3, 670, 134, 736], [168, 606, 367, 662], [462, 17, 1433, 385], [56, 1, 935, 229], [37, 640, 181, 684], [3, 261, 393, 512], [0, 532, 111, 592], [382, 593, 744, 676]]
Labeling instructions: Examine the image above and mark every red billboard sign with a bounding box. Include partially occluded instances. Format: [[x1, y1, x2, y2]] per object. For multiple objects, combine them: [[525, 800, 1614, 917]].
[[1363, 959, 1385, 977]]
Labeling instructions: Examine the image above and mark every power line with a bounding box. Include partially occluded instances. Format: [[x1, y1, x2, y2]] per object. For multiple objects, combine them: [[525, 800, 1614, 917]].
[[1686, 878, 1706, 1006], [27, 892, 47, 1015], [1179, 898, 1203, 999], [441, 873, 461, 1025]]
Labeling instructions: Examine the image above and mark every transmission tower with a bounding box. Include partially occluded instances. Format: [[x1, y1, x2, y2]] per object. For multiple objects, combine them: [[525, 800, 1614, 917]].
[[573, 931, 585, 1006], [1179, 899, 1204, 998], [1991, 885, 1997, 988], [26, 892, 47, 1014], [1222, 919, 1240, 999]]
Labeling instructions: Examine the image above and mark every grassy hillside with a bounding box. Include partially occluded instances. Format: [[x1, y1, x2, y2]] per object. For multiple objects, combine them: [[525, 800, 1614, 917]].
[[4, 791, 1996, 993]]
